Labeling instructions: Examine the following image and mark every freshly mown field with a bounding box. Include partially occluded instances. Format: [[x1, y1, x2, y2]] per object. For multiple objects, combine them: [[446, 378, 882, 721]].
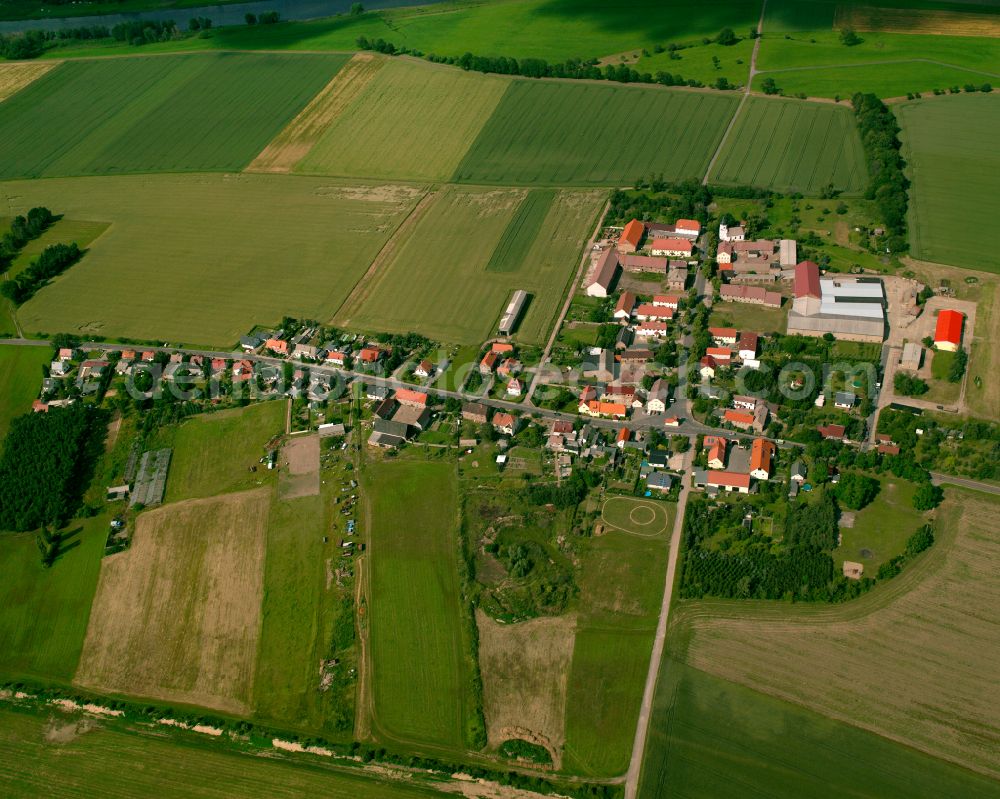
[[563, 512, 670, 777], [365, 459, 472, 750], [639, 660, 1000, 799], [0, 512, 107, 684], [0, 53, 347, 179], [0, 706, 447, 799], [298, 58, 508, 182], [709, 96, 867, 194], [164, 401, 286, 503], [5, 174, 423, 345], [0, 344, 50, 438], [253, 491, 355, 739], [75, 489, 270, 715], [671, 488, 1000, 780], [0, 62, 54, 102], [898, 94, 1000, 274], [338, 186, 602, 345], [453, 81, 739, 185]]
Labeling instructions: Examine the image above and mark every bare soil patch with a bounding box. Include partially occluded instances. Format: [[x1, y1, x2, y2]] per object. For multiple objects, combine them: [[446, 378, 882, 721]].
[[836, 5, 1000, 37], [247, 53, 385, 173], [74, 489, 270, 715], [476, 610, 576, 768], [0, 62, 55, 102], [279, 433, 320, 498]]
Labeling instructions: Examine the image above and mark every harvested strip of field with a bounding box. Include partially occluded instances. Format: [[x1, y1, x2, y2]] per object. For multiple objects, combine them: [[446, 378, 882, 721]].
[[836, 5, 1000, 38], [75, 489, 270, 716], [477, 610, 575, 767], [247, 53, 385, 174], [485, 189, 556, 273], [278, 433, 320, 499], [453, 81, 739, 186], [709, 96, 867, 195], [677, 489, 1000, 780], [298, 58, 508, 182], [0, 53, 347, 179], [0, 61, 55, 102]]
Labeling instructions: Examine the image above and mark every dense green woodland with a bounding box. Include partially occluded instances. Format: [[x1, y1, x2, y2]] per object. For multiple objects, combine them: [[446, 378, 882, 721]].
[[0, 404, 107, 531]]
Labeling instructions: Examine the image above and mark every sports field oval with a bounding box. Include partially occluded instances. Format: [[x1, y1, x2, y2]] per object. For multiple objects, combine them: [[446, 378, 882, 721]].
[[600, 496, 670, 537]]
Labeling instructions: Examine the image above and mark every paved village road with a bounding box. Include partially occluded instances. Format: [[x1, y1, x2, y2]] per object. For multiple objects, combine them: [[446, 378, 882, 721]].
[[930, 472, 1000, 496]]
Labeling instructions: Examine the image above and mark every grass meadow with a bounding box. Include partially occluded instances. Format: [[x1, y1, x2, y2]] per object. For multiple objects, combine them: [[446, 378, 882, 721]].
[[0, 344, 50, 437], [709, 97, 867, 194], [0, 53, 347, 179], [40, 0, 763, 63], [338, 186, 603, 345], [453, 81, 738, 185], [897, 95, 1000, 274], [0, 512, 108, 684], [562, 509, 671, 777], [364, 459, 473, 750], [669, 488, 1000, 781], [0, 706, 447, 799], [298, 58, 508, 182], [638, 660, 1000, 799], [164, 402, 286, 503], [253, 491, 356, 739], [75, 489, 270, 715], [835, 478, 924, 571], [5, 174, 423, 345]]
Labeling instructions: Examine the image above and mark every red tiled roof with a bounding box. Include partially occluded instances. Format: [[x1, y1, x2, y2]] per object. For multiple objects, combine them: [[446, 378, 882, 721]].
[[709, 326, 738, 339], [675, 219, 700, 233], [480, 351, 499, 370], [934, 309, 964, 346], [707, 346, 731, 360], [818, 423, 846, 439], [653, 294, 680, 307], [877, 443, 901, 456], [724, 409, 755, 426], [615, 291, 638, 314], [750, 438, 775, 472], [616, 427, 630, 443], [708, 471, 752, 489], [396, 388, 428, 406], [493, 412, 515, 429], [619, 219, 645, 249], [651, 237, 693, 253], [794, 261, 821, 298], [491, 342, 514, 354], [359, 347, 381, 362]]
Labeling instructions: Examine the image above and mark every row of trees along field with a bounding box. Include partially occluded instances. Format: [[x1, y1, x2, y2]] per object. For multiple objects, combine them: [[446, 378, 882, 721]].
[[0, 404, 107, 532], [1, 242, 82, 304], [0, 206, 54, 272], [853, 93, 908, 253]]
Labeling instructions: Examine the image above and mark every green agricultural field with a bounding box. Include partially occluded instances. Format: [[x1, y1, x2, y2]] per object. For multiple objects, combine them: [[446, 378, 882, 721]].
[[453, 81, 739, 185], [5, 173, 423, 345], [298, 58, 507, 182], [0, 706, 449, 799], [485, 190, 556, 273], [708, 97, 867, 194], [254, 491, 356, 738], [639, 660, 1000, 799], [563, 514, 670, 777], [898, 95, 1000, 273], [0, 53, 347, 179], [164, 402, 286, 503], [0, 512, 108, 683], [338, 186, 602, 345], [0, 344, 50, 438], [365, 459, 473, 750], [40, 0, 763, 63]]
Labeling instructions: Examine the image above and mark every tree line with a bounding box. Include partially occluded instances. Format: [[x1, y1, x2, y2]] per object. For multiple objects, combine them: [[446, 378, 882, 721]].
[[1, 242, 82, 304], [852, 92, 909, 253], [0, 404, 107, 532], [355, 36, 731, 90], [0, 206, 55, 273]]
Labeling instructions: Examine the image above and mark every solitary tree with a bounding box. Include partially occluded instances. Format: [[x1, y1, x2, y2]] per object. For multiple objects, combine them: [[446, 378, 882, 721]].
[[350, 2, 365, 14], [840, 27, 861, 46], [717, 27, 738, 46]]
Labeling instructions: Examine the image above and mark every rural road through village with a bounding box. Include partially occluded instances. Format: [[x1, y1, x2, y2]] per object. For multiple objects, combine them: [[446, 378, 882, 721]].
[[623, 445, 694, 799]]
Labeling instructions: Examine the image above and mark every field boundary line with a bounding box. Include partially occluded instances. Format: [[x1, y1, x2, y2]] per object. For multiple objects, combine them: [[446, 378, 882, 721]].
[[758, 58, 1000, 80], [330, 188, 438, 328]]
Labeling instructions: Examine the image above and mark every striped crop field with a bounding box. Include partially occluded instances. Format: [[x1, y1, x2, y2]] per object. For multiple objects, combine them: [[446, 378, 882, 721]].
[[709, 97, 868, 195], [0, 61, 54, 102], [0, 53, 347, 179], [485, 189, 556, 273], [336, 186, 603, 345], [297, 57, 509, 182], [453, 81, 739, 185]]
